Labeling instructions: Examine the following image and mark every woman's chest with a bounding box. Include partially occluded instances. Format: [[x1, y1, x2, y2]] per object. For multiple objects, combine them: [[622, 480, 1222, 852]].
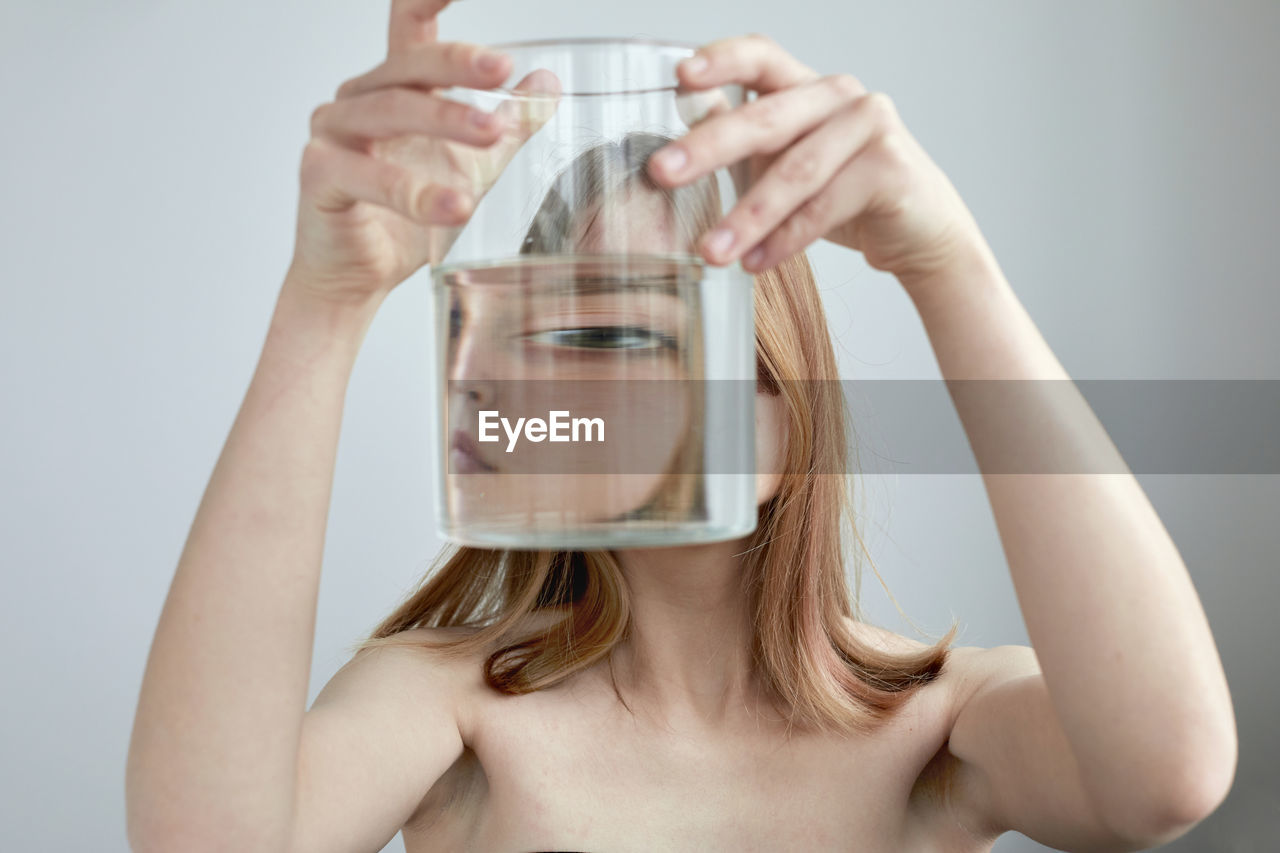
[[404, 682, 975, 853]]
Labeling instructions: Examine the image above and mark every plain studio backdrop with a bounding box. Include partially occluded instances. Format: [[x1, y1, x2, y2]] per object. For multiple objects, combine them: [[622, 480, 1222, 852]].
[[2, 1, 1276, 851]]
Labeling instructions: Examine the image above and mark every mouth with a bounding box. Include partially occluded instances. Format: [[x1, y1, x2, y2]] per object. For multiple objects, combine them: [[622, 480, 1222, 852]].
[[449, 428, 498, 474]]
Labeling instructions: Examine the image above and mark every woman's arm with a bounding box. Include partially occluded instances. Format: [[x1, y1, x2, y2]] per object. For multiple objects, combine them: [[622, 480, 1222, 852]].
[[901, 246, 1238, 849], [124, 278, 447, 852], [641, 33, 1238, 847]]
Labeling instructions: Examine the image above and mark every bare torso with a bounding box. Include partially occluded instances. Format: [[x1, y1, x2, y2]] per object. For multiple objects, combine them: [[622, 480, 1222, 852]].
[[400, 617, 994, 853]]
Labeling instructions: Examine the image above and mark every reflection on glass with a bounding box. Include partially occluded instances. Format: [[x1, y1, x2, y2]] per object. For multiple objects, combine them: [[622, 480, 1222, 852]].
[[431, 131, 754, 547], [437, 253, 709, 534]]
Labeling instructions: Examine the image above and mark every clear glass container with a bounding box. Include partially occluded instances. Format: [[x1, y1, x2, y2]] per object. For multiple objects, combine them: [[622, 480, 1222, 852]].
[[424, 37, 757, 548]]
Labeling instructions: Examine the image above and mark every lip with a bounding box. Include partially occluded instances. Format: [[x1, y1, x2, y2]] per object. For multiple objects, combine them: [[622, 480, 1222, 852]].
[[450, 429, 498, 474]]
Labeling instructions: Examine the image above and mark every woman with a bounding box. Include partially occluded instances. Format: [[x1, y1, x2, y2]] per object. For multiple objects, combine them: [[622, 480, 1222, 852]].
[[125, 1, 1238, 851]]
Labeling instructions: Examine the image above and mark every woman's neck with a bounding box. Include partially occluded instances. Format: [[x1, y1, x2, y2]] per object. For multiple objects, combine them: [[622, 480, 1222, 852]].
[[608, 536, 774, 729]]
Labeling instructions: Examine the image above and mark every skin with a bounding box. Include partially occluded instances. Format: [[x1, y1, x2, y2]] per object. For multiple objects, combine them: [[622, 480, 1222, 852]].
[[442, 185, 786, 530], [126, 1, 1239, 852], [443, 189, 701, 527], [398, 618, 977, 852]]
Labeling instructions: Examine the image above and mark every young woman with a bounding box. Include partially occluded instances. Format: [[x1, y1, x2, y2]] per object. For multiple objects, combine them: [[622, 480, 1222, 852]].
[[125, 2, 1238, 851]]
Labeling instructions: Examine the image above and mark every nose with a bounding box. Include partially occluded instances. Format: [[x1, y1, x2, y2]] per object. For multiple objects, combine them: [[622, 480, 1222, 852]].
[[455, 379, 495, 406], [448, 314, 508, 410]]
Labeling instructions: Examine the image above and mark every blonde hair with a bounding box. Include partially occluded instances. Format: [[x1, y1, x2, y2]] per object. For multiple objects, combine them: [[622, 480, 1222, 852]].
[[354, 132, 958, 738]]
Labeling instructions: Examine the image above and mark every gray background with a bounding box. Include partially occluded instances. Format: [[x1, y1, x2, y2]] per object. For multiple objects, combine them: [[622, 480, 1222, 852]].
[[2, 0, 1276, 850]]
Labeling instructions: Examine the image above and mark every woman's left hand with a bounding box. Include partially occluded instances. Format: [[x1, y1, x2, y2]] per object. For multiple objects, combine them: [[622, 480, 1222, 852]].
[[648, 34, 993, 287]]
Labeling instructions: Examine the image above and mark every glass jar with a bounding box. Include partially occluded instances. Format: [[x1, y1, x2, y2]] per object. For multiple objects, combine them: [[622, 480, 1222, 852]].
[[424, 37, 757, 548]]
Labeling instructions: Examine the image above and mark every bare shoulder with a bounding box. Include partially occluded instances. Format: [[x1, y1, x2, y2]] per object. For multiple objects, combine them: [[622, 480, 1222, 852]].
[[842, 615, 968, 678], [839, 620, 1047, 838], [354, 611, 576, 730], [842, 617, 1040, 694], [840, 617, 1048, 745], [313, 626, 484, 716], [937, 641, 1043, 715], [293, 626, 493, 853]]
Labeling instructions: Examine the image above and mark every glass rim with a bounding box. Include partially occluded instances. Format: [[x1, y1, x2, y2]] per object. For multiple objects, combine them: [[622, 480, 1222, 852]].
[[470, 35, 724, 99], [430, 251, 725, 280]]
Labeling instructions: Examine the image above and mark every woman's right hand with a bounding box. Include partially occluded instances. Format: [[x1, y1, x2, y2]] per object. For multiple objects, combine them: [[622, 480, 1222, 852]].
[[287, 0, 560, 306]]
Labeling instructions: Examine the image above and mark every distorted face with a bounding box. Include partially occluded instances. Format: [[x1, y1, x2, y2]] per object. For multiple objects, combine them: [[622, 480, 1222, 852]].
[[442, 187, 692, 529], [584, 188, 790, 506], [442, 184, 787, 532]]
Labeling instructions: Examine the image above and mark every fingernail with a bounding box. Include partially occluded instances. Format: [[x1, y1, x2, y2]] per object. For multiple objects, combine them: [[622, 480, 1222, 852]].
[[682, 55, 708, 76], [654, 146, 687, 175], [437, 191, 460, 214], [705, 227, 735, 257], [476, 51, 505, 73], [470, 109, 494, 128]]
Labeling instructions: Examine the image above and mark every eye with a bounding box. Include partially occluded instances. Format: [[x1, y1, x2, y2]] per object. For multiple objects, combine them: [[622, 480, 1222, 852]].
[[522, 325, 678, 351]]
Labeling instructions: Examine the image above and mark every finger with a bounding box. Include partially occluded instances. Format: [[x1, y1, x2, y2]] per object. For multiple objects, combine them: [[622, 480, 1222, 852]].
[[647, 73, 865, 188], [311, 87, 508, 151], [336, 40, 512, 101], [387, 0, 451, 56], [675, 33, 820, 95], [301, 138, 472, 225], [740, 144, 897, 273], [699, 90, 884, 265]]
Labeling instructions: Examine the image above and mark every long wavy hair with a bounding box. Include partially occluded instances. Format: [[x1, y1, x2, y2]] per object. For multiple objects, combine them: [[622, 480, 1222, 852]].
[[353, 131, 958, 738]]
